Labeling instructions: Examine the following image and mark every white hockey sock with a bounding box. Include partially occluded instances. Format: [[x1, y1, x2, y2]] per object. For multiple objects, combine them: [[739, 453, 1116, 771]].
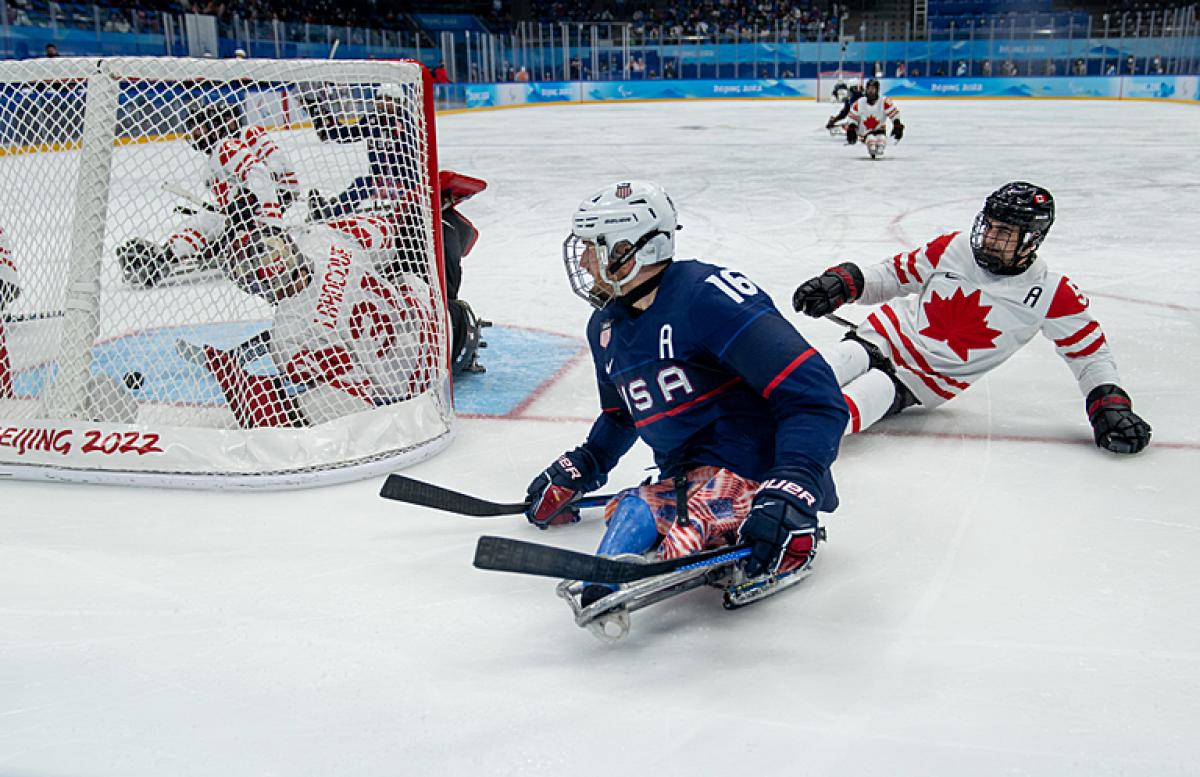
[[824, 338, 871, 386], [841, 368, 896, 434]]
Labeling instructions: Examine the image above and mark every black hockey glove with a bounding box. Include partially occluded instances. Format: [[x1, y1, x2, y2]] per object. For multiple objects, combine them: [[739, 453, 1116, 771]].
[[891, 120, 905, 141], [1086, 384, 1151, 454], [845, 124, 858, 145], [739, 476, 822, 578], [792, 262, 865, 317], [525, 447, 605, 529]]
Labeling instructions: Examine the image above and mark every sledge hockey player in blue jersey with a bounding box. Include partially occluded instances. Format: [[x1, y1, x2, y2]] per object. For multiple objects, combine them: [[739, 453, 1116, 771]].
[[524, 181, 849, 613], [306, 83, 418, 221]]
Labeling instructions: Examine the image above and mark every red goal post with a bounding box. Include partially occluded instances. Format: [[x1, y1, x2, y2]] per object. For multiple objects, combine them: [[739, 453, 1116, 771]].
[[0, 57, 455, 489]]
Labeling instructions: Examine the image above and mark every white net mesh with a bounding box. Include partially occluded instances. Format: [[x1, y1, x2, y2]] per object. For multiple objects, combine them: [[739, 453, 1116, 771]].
[[0, 57, 454, 488]]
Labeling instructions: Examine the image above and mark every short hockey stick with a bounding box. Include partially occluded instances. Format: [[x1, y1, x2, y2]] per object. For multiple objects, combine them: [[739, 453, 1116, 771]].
[[2, 309, 64, 324], [378, 474, 614, 517], [474, 536, 752, 585], [824, 312, 860, 330], [162, 181, 217, 212]]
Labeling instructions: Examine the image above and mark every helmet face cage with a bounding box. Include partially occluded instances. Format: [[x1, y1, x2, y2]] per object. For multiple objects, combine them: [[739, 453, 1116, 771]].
[[188, 100, 239, 153], [866, 79, 880, 101], [562, 234, 613, 309], [229, 232, 307, 305], [563, 181, 678, 308], [970, 182, 1055, 275]]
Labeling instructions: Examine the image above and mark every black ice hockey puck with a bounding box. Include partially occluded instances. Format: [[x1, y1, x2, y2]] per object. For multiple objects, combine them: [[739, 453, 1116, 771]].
[[123, 371, 144, 391]]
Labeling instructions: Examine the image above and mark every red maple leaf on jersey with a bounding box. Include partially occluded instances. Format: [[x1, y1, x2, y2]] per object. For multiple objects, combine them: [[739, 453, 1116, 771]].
[[919, 288, 1002, 361], [863, 115, 880, 130]]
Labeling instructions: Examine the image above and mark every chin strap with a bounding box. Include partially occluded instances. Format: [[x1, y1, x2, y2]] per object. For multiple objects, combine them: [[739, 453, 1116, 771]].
[[616, 260, 671, 312]]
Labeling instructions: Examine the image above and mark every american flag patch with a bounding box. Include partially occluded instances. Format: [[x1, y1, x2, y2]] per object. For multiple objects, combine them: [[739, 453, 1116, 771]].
[[599, 321, 612, 347], [615, 182, 632, 199]]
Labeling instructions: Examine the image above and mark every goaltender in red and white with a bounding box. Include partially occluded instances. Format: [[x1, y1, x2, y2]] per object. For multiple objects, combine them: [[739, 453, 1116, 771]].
[[201, 213, 440, 428], [118, 99, 301, 288], [792, 181, 1151, 455]]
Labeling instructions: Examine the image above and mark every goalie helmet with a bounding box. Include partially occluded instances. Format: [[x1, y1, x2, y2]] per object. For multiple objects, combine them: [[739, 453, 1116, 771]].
[[970, 181, 1055, 276], [186, 99, 240, 153], [226, 229, 311, 304], [562, 180, 679, 308]]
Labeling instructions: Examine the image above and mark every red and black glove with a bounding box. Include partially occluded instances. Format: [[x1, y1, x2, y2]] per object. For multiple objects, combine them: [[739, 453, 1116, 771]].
[[1087, 384, 1151, 454], [738, 476, 823, 578], [524, 447, 604, 529], [792, 262, 864, 318]]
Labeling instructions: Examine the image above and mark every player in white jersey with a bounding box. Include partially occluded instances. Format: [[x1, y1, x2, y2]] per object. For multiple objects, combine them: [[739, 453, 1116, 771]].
[[117, 100, 301, 288], [845, 79, 903, 158], [200, 214, 439, 428], [792, 182, 1151, 454], [0, 225, 18, 398]]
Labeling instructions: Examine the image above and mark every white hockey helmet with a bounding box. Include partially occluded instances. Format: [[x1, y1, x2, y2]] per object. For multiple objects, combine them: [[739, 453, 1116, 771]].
[[562, 180, 679, 307]]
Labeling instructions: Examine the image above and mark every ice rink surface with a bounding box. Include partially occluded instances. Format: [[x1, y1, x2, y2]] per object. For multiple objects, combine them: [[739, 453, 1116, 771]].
[[3, 98, 1199, 776]]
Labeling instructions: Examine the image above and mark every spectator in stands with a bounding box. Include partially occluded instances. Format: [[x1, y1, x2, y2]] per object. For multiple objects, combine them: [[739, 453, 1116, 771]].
[[515, 66, 529, 82], [894, 61, 906, 78], [1150, 55, 1164, 74], [982, 60, 992, 76], [630, 55, 645, 79], [1072, 58, 1087, 76], [664, 60, 677, 79], [433, 62, 451, 83], [44, 43, 59, 58], [873, 61, 883, 77], [1045, 59, 1057, 76], [1002, 59, 1018, 76], [956, 60, 967, 76], [1125, 55, 1136, 74]]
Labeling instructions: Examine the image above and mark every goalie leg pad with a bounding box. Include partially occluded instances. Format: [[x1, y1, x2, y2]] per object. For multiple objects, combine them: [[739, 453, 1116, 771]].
[[204, 345, 306, 428]]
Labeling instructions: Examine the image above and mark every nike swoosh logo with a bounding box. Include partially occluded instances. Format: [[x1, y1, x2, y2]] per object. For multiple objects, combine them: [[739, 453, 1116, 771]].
[[605, 359, 614, 374]]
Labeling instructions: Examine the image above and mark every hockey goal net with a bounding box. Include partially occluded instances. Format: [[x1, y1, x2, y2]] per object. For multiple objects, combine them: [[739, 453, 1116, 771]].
[[816, 69, 865, 102], [0, 57, 454, 488]]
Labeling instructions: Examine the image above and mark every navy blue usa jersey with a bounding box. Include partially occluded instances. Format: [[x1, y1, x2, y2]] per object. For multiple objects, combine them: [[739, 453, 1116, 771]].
[[341, 111, 413, 183], [580, 259, 848, 512]]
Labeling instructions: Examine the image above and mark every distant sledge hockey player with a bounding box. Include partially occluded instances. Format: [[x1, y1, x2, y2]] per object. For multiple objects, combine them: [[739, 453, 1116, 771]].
[[305, 82, 417, 222], [845, 79, 903, 158], [825, 81, 864, 134], [524, 181, 848, 609], [198, 212, 443, 429], [791, 181, 1151, 455], [117, 99, 301, 288], [0, 225, 18, 398]]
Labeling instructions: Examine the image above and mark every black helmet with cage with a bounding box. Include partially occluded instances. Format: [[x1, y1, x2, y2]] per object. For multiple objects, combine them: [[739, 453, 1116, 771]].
[[865, 78, 880, 102], [186, 99, 241, 153], [970, 181, 1055, 276]]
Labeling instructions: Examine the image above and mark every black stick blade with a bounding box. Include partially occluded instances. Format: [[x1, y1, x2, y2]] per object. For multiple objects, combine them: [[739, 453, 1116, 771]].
[[473, 536, 753, 585], [379, 474, 528, 516]]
